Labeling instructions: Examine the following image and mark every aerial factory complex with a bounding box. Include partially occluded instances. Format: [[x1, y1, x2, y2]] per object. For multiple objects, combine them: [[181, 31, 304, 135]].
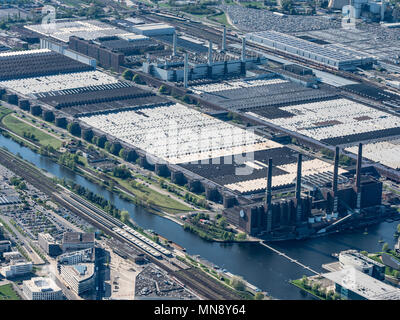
[[0, 0, 399, 302]]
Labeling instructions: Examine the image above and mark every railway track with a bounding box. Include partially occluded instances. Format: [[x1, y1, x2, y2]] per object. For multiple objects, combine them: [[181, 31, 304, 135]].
[[0, 147, 241, 300], [0, 147, 57, 195], [173, 267, 243, 300]]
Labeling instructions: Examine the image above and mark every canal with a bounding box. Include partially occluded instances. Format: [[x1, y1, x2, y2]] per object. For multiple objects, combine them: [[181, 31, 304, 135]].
[[0, 133, 398, 300]]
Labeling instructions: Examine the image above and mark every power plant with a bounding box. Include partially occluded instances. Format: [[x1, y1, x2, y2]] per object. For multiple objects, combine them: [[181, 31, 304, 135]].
[[223, 144, 387, 240]]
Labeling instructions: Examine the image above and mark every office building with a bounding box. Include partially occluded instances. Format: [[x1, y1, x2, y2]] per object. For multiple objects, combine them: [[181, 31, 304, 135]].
[[339, 250, 385, 279], [62, 232, 94, 252], [57, 248, 95, 265], [38, 233, 62, 257], [23, 277, 63, 300], [0, 261, 32, 278], [323, 267, 400, 300], [59, 263, 95, 295], [0, 240, 11, 252]]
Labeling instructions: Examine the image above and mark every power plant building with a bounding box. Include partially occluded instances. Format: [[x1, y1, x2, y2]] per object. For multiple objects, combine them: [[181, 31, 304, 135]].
[[223, 144, 385, 238]]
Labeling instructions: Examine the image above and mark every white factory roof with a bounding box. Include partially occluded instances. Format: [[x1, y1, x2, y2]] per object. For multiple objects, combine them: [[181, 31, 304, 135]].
[[0, 71, 119, 96], [118, 33, 149, 41], [125, 17, 145, 24], [247, 98, 400, 142], [346, 139, 400, 170], [133, 23, 174, 31], [225, 158, 346, 193], [80, 103, 281, 164], [191, 78, 288, 94], [24, 277, 61, 293], [25, 20, 127, 43], [247, 30, 372, 62], [323, 268, 400, 300], [0, 48, 51, 57]]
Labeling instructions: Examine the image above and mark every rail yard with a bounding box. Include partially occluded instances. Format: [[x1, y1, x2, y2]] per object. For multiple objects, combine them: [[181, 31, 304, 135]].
[[0, 147, 242, 300]]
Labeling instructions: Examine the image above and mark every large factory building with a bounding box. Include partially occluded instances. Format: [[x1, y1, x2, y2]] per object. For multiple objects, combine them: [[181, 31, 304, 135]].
[[245, 31, 376, 70]]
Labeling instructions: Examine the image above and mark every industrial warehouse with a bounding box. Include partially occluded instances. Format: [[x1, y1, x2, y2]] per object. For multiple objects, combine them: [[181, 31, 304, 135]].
[[245, 30, 376, 70], [0, 16, 397, 246]]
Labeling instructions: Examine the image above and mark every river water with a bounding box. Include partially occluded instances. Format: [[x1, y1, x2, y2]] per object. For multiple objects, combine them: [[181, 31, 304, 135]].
[[1, 134, 398, 300]]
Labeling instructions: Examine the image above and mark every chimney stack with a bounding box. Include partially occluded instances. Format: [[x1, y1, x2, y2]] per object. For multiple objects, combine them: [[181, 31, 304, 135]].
[[266, 158, 272, 206], [355, 143, 362, 192], [266, 158, 273, 233], [172, 31, 177, 56], [333, 146, 339, 195], [208, 40, 213, 65], [332, 146, 339, 215], [222, 26, 226, 52], [241, 37, 246, 62], [184, 53, 188, 88], [296, 153, 302, 200], [296, 153, 303, 223], [355, 143, 362, 213]]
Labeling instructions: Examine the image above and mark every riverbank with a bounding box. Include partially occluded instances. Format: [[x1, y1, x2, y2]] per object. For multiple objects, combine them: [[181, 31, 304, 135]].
[[0, 104, 253, 243]]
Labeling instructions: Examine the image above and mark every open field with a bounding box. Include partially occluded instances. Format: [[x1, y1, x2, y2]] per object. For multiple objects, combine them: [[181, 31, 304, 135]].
[[209, 12, 230, 26], [114, 177, 192, 214], [0, 105, 12, 119], [0, 284, 21, 300], [2, 114, 62, 149]]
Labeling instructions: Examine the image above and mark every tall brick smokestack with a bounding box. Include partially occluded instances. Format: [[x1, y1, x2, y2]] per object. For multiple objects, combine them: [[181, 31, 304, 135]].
[[296, 153, 302, 223], [266, 158, 273, 232]]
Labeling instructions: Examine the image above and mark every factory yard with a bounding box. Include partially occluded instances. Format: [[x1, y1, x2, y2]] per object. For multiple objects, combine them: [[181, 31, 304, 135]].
[[346, 139, 400, 170], [219, 5, 340, 33], [80, 103, 280, 164]]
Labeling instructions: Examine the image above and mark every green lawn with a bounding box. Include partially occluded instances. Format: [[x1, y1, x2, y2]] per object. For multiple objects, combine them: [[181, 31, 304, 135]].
[[0, 105, 12, 120], [114, 177, 192, 214], [290, 279, 325, 300], [2, 114, 62, 149], [0, 284, 21, 300], [209, 12, 229, 26]]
